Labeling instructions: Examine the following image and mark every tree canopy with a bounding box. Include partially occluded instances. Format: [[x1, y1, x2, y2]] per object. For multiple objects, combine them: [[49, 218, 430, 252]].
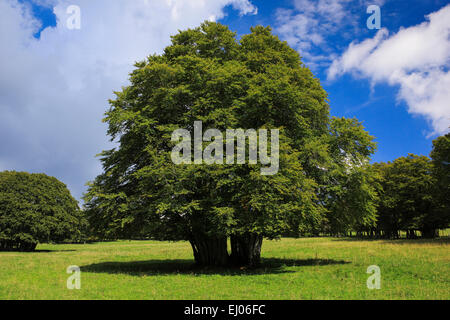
[[84, 22, 377, 266], [430, 133, 450, 234], [0, 171, 85, 251], [373, 144, 449, 239]]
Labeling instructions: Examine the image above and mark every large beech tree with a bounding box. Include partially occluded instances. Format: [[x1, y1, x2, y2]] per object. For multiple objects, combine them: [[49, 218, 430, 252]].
[[84, 22, 376, 266]]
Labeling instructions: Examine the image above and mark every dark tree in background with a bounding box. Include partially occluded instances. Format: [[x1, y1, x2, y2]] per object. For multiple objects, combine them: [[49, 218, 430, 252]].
[[0, 171, 85, 251], [374, 155, 435, 238], [429, 133, 450, 237], [84, 22, 378, 267], [373, 141, 449, 239]]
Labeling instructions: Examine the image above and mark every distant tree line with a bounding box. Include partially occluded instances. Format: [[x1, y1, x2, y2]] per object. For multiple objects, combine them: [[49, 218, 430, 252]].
[[312, 133, 449, 239]]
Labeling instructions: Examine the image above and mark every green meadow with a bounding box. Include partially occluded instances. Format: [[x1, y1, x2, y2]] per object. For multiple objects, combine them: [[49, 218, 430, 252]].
[[0, 237, 448, 300]]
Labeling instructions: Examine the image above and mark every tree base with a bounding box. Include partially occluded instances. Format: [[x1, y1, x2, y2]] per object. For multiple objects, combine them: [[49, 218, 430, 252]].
[[189, 236, 229, 267], [230, 234, 263, 267], [188, 234, 264, 268]]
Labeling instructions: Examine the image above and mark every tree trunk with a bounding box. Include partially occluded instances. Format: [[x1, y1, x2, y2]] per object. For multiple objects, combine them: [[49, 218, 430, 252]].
[[230, 233, 263, 267], [189, 236, 229, 267], [406, 230, 418, 239], [421, 228, 438, 239]]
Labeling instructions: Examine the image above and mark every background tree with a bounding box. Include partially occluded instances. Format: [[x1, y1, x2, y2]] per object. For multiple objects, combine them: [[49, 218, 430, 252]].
[[0, 171, 85, 251], [374, 155, 436, 238], [429, 133, 450, 237], [323, 117, 378, 236], [84, 22, 377, 267]]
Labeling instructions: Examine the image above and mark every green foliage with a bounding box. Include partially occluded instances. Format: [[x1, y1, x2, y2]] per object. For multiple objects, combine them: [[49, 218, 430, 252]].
[[322, 117, 379, 235], [373, 153, 448, 238], [429, 133, 450, 233], [84, 22, 377, 265], [0, 171, 86, 251]]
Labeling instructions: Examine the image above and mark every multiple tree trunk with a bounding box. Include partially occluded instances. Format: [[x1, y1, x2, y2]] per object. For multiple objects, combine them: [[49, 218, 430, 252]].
[[343, 228, 439, 239], [230, 234, 263, 267], [189, 236, 229, 267], [189, 233, 263, 267]]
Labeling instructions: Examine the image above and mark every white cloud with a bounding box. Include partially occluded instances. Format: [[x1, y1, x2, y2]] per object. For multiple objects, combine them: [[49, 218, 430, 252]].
[[327, 4, 450, 135], [229, 0, 258, 16], [275, 0, 388, 69], [0, 0, 257, 200], [275, 0, 357, 68]]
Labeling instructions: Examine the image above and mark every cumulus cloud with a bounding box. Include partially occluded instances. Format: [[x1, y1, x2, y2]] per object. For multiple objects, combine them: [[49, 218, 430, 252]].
[[274, 0, 389, 70], [0, 0, 257, 200], [327, 4, 450, 135], [275, 0, 380, 68]]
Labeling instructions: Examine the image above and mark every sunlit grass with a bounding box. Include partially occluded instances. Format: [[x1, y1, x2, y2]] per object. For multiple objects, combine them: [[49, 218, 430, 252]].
[[0, 237, 448, 299]]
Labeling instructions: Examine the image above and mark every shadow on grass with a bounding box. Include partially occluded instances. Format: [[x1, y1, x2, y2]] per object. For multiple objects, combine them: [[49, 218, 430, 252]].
[[34, 249, 77, 253], [0, 249, 77, 253], [81, 257, 350, 276]]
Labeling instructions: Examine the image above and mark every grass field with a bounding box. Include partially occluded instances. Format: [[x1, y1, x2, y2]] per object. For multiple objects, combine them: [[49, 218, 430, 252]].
[[0, 237, 448, 300]]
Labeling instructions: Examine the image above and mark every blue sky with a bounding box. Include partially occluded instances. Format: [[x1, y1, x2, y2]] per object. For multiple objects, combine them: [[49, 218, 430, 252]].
[[1, 0, 450, 200], [223, 0, 450, 163]]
